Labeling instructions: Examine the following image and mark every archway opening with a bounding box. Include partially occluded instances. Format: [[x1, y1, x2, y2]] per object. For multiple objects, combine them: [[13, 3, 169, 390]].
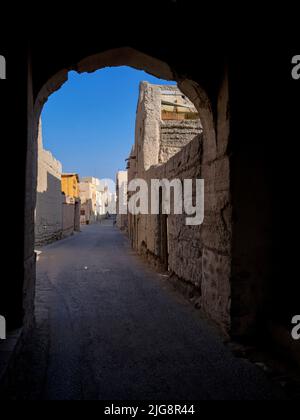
[[2, 45, 287, 401], [9, 50, 233, 400], [24, 48, 232, 342]]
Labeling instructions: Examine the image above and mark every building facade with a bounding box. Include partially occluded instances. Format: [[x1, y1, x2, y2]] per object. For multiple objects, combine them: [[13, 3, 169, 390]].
[[79, 177, 115, 224], [61, 173, 81, 237], [61, 174, 80, 199], [126, 84, 235, 328]]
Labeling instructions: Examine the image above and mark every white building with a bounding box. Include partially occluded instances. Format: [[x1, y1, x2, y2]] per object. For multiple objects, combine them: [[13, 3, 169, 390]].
[[79, 177, 116, 224]]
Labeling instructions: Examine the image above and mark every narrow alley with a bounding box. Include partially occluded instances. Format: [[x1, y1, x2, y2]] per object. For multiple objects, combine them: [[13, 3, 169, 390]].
[[4, 222, 284, 400], [1, 6, 300, 402]]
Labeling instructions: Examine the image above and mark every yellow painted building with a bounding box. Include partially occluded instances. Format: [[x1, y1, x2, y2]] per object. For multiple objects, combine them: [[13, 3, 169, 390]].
[[61, 174, 80, 198]]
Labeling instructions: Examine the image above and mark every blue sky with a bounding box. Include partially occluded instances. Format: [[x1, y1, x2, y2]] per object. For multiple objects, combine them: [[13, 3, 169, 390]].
[[42, 66, 176, 183]]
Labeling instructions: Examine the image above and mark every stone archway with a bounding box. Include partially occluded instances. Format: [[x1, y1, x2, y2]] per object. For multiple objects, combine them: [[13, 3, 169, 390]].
[[23, 47, 231, 337]]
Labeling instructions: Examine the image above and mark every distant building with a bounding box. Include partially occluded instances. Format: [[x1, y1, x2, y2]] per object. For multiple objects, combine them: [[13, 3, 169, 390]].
[[0, 55, 6, 80], [79, 177, 98, 224], [61, 174, 80, 199], [79, 177, 116, 224], [61, 173, 81, 236]]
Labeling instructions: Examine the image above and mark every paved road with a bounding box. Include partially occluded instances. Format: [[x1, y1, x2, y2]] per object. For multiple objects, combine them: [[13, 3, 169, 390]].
[[6, 222, 284, 400]]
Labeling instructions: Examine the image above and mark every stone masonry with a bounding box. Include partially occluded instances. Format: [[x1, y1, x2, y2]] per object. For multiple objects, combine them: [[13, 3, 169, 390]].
[[127, 82, 231, 332]]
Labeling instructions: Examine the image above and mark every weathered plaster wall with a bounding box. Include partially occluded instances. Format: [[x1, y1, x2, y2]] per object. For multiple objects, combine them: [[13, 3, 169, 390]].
[[160, 120, 202, 163], [74, 200, 81, 232], [35, 122, 80, 246], [128, 82, 232, 332], [80, 199, 94, 224], [132, 133, 231, 331], [35, 122, 63, 246]]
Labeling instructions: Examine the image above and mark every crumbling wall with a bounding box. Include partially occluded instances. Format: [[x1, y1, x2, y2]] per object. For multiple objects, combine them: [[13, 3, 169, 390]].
[[132, 132, 231, 331], [35, 123, 63, 246], [160, 120, 202, 163]]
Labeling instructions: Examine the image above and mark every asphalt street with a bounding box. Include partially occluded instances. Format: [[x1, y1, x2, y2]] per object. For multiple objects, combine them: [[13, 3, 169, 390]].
[[5, 222, 285, 400]]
